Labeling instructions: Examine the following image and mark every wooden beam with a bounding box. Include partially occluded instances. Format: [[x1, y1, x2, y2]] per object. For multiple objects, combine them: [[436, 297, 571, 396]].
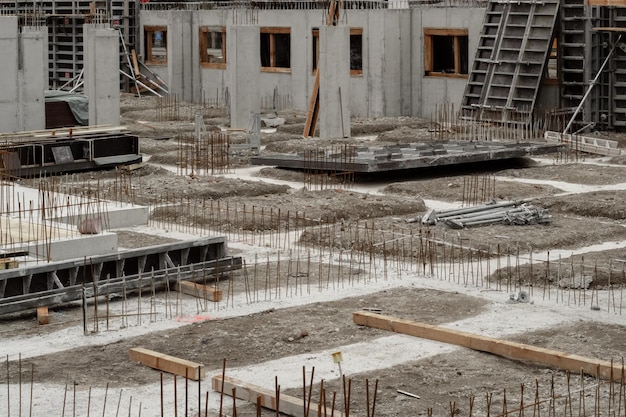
[[353, 311, 624, 381], [37, 306, 49, 325], [175, 280, 222, 301], [129, 347, 205, 380], [211, 375, 349, 417]]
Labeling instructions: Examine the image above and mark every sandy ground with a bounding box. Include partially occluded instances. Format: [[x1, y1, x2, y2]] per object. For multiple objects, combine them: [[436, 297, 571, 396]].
[[2, 95, 626, 417]]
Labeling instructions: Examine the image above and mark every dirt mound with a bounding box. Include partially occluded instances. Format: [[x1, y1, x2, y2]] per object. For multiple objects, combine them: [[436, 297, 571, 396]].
[[541, 190, 626, 219]]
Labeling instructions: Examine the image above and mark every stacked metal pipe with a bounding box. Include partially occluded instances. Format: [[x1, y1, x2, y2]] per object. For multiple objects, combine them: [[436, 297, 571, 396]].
[[421, 201, 551, 229]]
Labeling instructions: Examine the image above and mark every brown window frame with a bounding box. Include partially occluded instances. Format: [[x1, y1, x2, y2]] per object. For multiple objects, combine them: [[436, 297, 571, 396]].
[[424, 28, 468, 78], [260, 27, 291, 73], [144, 25, 168, 65], [199, 26, 226, 69], [312, 28, 363, 76]]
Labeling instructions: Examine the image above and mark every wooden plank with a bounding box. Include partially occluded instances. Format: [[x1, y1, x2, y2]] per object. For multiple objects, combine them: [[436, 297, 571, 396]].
[[175, 280, 222, 301], [211, 375, 349, 417], [303, 70, 320, 137], [588, 0, 626, 6], [129, 347, 205, 380], [131, 49, 140, 76], [353, 311, 624, 381], [36, 306, 49, 325]]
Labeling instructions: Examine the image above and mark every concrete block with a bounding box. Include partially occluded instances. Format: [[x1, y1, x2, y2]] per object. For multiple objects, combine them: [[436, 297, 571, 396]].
[[37, 307, 49, 325]]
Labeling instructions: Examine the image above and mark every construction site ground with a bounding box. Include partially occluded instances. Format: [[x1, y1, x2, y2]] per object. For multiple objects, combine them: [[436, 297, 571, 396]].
[[3, 95, 626, 417]]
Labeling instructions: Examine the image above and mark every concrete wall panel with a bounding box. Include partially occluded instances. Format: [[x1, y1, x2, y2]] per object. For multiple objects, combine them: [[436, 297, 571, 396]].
[[140, 7, 491, 121], [84, 24, 121, 126], [319, 26, 350, 139], [0, 17, 19, 132], [19, 27, 47, 131], [228, 26, 260, 128]]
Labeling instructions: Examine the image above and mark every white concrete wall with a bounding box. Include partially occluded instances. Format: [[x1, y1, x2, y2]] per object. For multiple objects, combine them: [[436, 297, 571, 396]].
[[168, 11, 194, 102], [84, 24, 120, 126], [415, 7, 486, 120], [0, 17, 19, 133], [19, 27, 48, 131], [319, 26, 350, 139], [139, 7, 488, 122], [229, 26, 260, 129]]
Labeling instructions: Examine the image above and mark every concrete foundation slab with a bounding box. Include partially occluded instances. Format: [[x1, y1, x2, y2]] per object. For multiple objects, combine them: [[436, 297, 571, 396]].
[[251, 141, 564, 173]]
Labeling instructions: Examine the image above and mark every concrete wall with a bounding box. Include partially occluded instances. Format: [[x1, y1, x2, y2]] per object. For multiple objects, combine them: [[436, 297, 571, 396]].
[[0, 17, 20, 133], [84, 24, 120, 126], [415, 8, 486, 120], [139, 7, 490, 123], [168, 11, 194, 102], [19, 27, 48, 131], [229, 26, 260, 128], [0, 17, 48, 133], [319, 26, 350, 139]]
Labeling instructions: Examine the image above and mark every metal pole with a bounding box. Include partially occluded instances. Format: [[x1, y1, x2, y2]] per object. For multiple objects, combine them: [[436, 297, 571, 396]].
[[564, 33, 623, 134]]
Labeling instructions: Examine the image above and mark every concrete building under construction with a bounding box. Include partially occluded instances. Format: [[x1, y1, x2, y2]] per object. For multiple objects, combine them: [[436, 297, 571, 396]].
[[133, 0, 626, 133], [2, 0, 626, 133]]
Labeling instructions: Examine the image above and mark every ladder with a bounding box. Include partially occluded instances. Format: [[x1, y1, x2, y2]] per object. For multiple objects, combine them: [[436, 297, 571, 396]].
[[461, 0, 560, 124], [611, 8, 626, 128]]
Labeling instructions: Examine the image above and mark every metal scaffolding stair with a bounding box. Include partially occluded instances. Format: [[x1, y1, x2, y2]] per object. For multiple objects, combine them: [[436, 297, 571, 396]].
[[461, 0, 560, 124], [611, 8, 626, 128]]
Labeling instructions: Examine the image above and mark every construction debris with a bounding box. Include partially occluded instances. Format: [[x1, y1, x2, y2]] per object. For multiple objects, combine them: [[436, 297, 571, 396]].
[[421, 201, 551, 229]]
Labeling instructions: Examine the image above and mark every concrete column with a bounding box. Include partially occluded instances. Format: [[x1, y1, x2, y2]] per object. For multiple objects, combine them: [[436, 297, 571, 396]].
[[0, 17, 19, 133], [228, 26, 260, 129], [19, 26, 48, 131], [319, 26, 351, 139], [84, 24, 120, 126], [168, 11, 193, 102]]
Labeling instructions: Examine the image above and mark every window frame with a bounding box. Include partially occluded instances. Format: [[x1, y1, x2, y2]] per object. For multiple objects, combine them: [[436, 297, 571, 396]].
[[312, 27, 363, 76], [424, 28, 468, 78], [199, 26, 226, 69], [260, 27, 291, 73], [144, 25, 168, 66]]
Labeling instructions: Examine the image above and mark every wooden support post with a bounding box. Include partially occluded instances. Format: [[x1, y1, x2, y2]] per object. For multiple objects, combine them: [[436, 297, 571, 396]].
[[37, 306, 49, 325], [353, 311, 623, 381], [129, 347, 205, 381], [211, 375, 349, 417], [175, 280, 222, 302]]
